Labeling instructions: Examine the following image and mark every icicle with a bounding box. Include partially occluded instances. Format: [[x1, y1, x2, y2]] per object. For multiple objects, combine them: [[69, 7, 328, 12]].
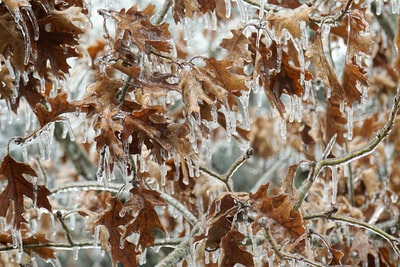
[[276, 44, 282, 73], [299, 21, 308, 50], [50, 213, 57, 236], [239, 90, 250, 130], [323, 178, 330, 208], [295, 96, 302, 123], [69, 214, 76, 230], [5, 101, 14, 124], [72, 247, 79, 260], [211, 10, 217, 31], [224, 0, 231, 18], [139, 249, 147, 265], [321, 24, 331, 40], [340, 100, 345, 113], [331, 166, 338, 205], [259, 0, 265, 19], [280, 118, 287, 139], [93, 225, 101, 248], [375, 0, 382, 15], [303, 80, 311, 100], [46, 258, 62, 267], [4, 58, 16, 80], [182, 17, 194, 40], [159, 162, 167, 186], [131, 232, 140, 246], [346, 106, 353, 140], [32, 175, 38, 208], [235, 0, 247, 23], [38, 139, 46, 160], [119, 234, 126, 249], [11, 8, 31, 65], [326, 86, 332, 99], [96, 149, 105, 183], [23, 7, 40, 41], [289, 96, 295, 123], [31, 256, 38, 267], [205, 251, 211, 264]]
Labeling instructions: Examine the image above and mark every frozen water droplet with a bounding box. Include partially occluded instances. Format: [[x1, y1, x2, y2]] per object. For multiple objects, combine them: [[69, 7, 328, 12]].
[[346, 106, 353, 140], [224, 0, 231, 18]]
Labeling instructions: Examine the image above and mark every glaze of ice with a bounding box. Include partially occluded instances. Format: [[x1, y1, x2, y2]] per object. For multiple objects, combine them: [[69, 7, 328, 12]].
[[346, 106, 353, 140]]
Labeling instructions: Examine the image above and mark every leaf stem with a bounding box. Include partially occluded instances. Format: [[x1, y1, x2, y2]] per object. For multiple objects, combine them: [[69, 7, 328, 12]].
[[294, 86, 400, 210]]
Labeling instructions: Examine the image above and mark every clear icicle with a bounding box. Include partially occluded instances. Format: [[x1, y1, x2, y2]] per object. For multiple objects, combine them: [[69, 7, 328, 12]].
[[280, 118, 287, 139], [182, 17, 194, 40], [224, 0, 231, 18], [239, 90, 250, 130], [392, 0, 398, 14], [375, 0, 382, 15], [259, 0, 265, 19], [139, 249, 147, 265], [160, 162, 167, 186], [211, 10, 217, 31], [346, 106, 353, 140], [69, 214, 76, 230], [93, 225, 101, 248], [295, 96, 302, 123], [289, 96, 295, 123], [4, 58, 16, 80], [50, 212, 57, 236], [72, 247, 79, 260], [23, 7, 40, 41], [32, 176, 38, 208], [331, 166, 338, 205], [235, 0, 247, 23], [11, 8, 31, 65]]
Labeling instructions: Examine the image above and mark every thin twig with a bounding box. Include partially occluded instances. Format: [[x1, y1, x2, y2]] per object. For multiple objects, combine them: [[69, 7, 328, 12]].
[[0, 241, 95, 252], [117, 76, 131, 105], [305, 211, 400, 256], [242, 0, 285, 12], [152, 0, 172, 25], [56, 211, 75, 246], [309, 0, 353, 24], [155, 223, 200, 267], [295, 86, 400, 210], [200, 148, 254, 192], [262, 223, 324, 267]]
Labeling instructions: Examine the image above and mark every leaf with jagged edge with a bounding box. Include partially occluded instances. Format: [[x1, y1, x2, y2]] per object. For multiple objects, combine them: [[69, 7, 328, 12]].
[[95, 197, 139, 267], [220, 229, 254, 267], [0, 154, 52, 229]]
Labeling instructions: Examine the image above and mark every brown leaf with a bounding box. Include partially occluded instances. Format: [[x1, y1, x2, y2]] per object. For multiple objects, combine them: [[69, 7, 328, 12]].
[[0, 154, 52, 228], [173, 0, 199, 22], [124, 187, 165, 249], [34, 93, 78, 127], [220, 229, 254, 267], [197, 193, 248, 250], [250, 183, 305, 239], [220, 29, 252, 62], [266, 4, 314, 39], [326, 95, 347, 146], [95, 197, 139, 267]]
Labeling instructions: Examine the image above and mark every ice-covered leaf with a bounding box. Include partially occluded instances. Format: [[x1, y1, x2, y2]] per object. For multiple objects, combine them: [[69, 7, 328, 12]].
[[124, 187, 165, 249], [0, 154, 52, 228], [196, 193, 248, 250], [220, 29, 252, 62], [172, 0, 199, 22], [95, 197, 139, 267], [104, 4, 171, 54], [250, 183, 305, 239], [34, 93, 77, 127], [265, 4, 314, 39], [220, 229, 254, 267]]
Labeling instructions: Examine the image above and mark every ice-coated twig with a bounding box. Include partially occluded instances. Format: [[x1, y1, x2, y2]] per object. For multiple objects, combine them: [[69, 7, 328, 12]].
[[294, 85, 400, 211], [200, 148, 254, 192], [304, 208, 400, 257], [155, 223, 200, 267], [56, 211, 75, 246], [152, 0, 172, 25]]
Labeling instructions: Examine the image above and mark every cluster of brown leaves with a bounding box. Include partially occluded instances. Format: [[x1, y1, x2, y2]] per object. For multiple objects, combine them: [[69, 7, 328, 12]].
[[0, 0, 400, 266]]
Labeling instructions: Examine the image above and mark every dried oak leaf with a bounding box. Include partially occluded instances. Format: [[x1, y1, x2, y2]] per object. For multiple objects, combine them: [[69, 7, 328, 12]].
[[220, 29, 252, 62], [86, 74, 123, 111], [0, 154, 52, 229], [124, 187, 165, 249], [0, 7, 26, 70], [0, 232, 55, 260], [179, 58, 247, 116], [251, 37, 312, 116], [196, 193, 248, 250], [110, 5, 171, 54], [93, 107, 125, 161], [265, 4, 314, 39], [35, 6, 87, 77], [220, 229, 254, 267], [95, 197, 139, 267], [341, 9, 372, 104], [123, 106, 194, 161], [326, 95, 347, 146], [172, 0, 199, 22], [34, 92, 77, 127], [249, 183, 305, 239]]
